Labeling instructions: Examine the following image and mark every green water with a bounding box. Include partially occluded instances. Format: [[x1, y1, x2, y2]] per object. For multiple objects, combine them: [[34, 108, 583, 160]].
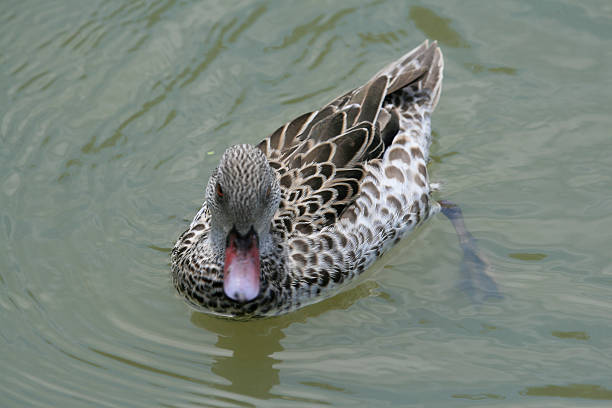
[[2, 1, 612, 406]]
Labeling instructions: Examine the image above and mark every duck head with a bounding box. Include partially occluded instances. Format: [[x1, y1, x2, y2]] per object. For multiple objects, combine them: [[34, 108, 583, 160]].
[[206, 144, 281, 303]]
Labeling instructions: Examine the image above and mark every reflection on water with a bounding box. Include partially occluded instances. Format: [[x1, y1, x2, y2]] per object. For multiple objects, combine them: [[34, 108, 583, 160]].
[[3, 0, 612, 406], [191, 281, 380, 400], [410, 6, 518, 76], [452, 393, 506, 401], [521, 384, 612, 400], [194, 314, 284, 400], [551, 331, 590, 340], [409, 6, 469, 48]]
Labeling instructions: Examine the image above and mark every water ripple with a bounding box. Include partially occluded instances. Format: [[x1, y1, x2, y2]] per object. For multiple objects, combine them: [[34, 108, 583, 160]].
[[3, 0, 612, 406]]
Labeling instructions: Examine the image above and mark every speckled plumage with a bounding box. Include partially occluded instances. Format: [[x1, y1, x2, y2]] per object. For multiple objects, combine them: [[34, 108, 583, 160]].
[[172, 40, 444, 317]]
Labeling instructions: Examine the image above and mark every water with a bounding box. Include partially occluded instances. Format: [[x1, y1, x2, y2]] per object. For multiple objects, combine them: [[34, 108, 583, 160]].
[[2, 1, 612, 406]]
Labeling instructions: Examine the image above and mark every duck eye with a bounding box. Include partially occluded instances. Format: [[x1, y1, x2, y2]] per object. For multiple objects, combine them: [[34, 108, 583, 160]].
[[216, 183, 223, 198]]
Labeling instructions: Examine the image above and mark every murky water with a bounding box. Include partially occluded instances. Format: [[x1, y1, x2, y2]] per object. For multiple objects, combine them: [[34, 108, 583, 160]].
[[2, 1, 612, 406]]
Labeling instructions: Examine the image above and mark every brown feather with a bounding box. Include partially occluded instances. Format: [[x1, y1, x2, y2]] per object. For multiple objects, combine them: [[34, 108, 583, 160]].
[[255, 41, 443, 236]]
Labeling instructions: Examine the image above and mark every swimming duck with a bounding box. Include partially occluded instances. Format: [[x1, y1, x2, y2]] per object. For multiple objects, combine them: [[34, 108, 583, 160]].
[[172, 40, 446, 317]]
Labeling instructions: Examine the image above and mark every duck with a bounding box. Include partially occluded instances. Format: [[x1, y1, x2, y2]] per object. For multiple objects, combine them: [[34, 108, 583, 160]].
[[172, 40, 444, 318]]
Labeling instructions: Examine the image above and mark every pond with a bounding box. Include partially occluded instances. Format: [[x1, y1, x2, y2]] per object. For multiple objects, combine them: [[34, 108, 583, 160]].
[[1, 1, 612, 406]]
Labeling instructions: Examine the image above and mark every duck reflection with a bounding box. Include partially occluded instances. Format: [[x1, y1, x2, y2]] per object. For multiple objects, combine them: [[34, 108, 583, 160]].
[[190, 280, 380, 399]]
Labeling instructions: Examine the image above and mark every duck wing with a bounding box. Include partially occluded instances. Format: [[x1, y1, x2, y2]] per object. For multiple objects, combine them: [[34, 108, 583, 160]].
[[257, 40, 440, 236]]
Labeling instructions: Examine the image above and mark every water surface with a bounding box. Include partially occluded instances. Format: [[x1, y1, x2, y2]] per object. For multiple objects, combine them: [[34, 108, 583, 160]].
[[2, 1, 612, 406]]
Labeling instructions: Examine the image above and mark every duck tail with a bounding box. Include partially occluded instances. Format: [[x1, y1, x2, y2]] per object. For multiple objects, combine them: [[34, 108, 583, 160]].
[[376, 39, 444, 112], [374, 40, 444, 156]]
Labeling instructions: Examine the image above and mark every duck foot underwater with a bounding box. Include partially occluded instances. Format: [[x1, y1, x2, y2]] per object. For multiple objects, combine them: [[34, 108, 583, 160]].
[[439, 200, 501, 302], [172, 40, 500, 318]]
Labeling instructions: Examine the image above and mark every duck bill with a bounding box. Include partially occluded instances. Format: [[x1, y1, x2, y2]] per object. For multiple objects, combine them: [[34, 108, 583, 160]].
[[223, 228, 260, 303]]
